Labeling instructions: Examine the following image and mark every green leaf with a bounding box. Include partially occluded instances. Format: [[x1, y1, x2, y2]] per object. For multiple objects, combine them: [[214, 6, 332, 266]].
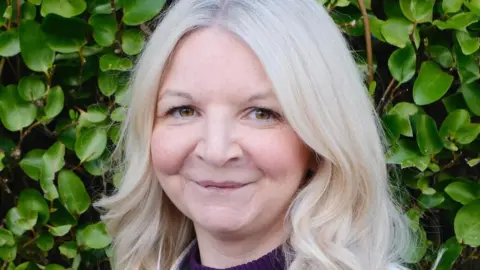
[[42, 142, 65, 181], [454, 43, 480, 84], [98, 71, 123, 97], [88, 14, 117, 47], [399, 0, 434, 23], [433, 237, 463, 270], [0, 29, 20, 57], [121, 29, 145, 55], [427, 45, 454, 68], [380, 18, 413, 48], [0, 244, 17, 262], [21, 2, 37, 21], [443, 93, 469, 113], [415, 114, 444, 155], [110, 107, 126, 122], [19, 21, 54, 72], [56, 120, 76, 151], [439, 109, 470, 151], [36, 232, 54, 251], [121, 0, 166, 25], [387, 139, 430, 171], [83, 157, 105, 176], [18, 75, 46, 102], [465, 0, 480, 15], [59, 241, 77, 259], [43, 86, 64, 120], [41, 0, 86, 18], [445, 181, 480, 204], [461, 83, 480, 115], [413, 61, 454, 105], [99, 53, 133, 71], [108, 125, 120, 144], [40, 176, 59, 201], [58, 170, 91, 216], [85, 104, 108, 123], [88, 0, 122, 14], [28, 0, 42, 5], [403, 211, 428, 262], [19, 149, 45, 181], [5, 208, 26, 236], [455, 31, 480, 55], [418, 192, 445, 209], [82, 222, 112, 249], [0, 228, 15, 246], [17, 188, 50, 225], [0, 85, 37, 131], [383, 114, 410, 142], [75, 127, 107, 162], [369, 15, 386, 42], [388, 43, 416, 83], [41, 14, 91, 53], [433, 12, 479, 30], [456, 123, 480, 144], [454, 200, 480, 247], [48, 225, 72, 237], [442, 0, 464, 13]]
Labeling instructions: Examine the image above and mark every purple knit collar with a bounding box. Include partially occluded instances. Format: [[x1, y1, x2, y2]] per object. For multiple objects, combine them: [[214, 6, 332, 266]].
[[189, 243, 285, 270]]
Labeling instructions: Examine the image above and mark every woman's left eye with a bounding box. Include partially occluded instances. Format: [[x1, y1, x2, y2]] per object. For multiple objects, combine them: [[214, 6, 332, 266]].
[[248, 108, 281, 122]]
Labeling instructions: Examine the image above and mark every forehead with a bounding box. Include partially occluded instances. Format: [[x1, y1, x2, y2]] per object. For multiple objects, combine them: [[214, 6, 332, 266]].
[[159, 27, 273, 99]]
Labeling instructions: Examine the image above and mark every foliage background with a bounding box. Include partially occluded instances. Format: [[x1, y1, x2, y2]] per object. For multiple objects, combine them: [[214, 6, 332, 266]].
[[0, 0, 479, 269]]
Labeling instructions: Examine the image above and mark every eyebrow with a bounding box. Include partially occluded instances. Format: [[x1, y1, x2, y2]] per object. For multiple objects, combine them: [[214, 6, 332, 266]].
[[158, 89, 275, 102]]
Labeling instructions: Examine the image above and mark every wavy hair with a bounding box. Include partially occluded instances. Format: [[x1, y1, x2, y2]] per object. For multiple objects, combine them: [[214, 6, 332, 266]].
[[94, 0, 413, 269]]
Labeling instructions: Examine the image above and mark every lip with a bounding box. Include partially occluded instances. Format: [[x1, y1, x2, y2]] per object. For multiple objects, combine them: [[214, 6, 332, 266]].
[[194, 180, 249, 189]]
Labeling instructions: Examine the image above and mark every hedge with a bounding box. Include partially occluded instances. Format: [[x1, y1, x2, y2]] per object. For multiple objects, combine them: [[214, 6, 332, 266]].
[[0, 0, 479, 269]]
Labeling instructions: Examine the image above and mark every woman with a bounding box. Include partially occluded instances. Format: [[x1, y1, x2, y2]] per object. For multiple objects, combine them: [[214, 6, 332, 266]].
[[94, 0, 413, 269]]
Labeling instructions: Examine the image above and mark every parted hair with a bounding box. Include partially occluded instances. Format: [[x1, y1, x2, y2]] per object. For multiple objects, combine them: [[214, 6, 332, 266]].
[[94, 0, 414, 269]]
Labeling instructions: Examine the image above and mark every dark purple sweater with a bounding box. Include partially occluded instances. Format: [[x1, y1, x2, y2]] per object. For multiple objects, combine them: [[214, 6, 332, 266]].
[[189, 243, 285, 270]]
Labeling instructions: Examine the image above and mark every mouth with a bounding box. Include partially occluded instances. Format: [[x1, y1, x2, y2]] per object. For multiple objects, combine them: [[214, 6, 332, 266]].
[[194, 181, 249, 190]]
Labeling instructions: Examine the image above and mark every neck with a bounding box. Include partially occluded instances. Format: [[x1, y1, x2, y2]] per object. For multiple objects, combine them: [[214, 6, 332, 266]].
[[193, 221, 287, 268]]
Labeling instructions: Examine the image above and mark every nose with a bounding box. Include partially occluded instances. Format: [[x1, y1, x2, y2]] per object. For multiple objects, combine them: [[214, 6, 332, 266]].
[[193, 116, 243, 167]]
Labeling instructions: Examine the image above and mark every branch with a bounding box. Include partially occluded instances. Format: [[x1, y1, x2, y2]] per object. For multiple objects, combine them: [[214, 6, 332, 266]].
[[15, 0, 21, 25], [357, 0, 374, 84], [376, 78, 396, 114]]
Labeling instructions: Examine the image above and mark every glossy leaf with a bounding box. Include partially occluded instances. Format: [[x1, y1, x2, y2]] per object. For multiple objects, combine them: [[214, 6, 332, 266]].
[[121, 0, 166, 25], [41, 0, 86, 18], [59, 241, 77, 259], [388, 43, 416, 83], [418, 193, 445, 209], [454, 200, 480, 247], [386, 139, 430, 171], [99, 53, 133, 71], [380, 18, 413, 48], [433, 12, 479, 31], [0, 29, 20, 57], [445, 181, 480, 205], [442, 0, 464, 13], [17, 188, 50, 225], [413, 61, 454, 105], [415, 114, 444, 155], [41, 14, 91, 53], [75, 127, 107, 162], [19, 20, 54, 72], [456, 123, 480, 144], [455, 31, 480, 55], [44, 265, 66, 270], [454, 43, 480, 84], [0, 244, 17, 262], [85, 104, 108, 123], [460, 83, 480, 116], [0, 228, 15, 246], [88, 14, 117, 47], [439, 109, 470, 151], [18, 75, 46, 102], [48, 225, 72, 237], [435, 237, 463, 270], [427, 45, 454, 68], [110, 107, 126, 122], [442, 93, 469, 113], [82, 222, 112, 249], [42, 142, 65, 181], [36, 232, 54, 251], [0, 85, 37, 132], [5, 208, 27, 236], [58, 170, 91, 216], [19, 149, 45, 181], [399, 0, 434, 23], [121, 29, 145, 55], [43, 86, 65, 120]]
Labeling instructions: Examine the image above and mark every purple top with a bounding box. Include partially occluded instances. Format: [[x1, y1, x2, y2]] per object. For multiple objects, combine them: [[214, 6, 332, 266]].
[[189, 243, 285, 270]]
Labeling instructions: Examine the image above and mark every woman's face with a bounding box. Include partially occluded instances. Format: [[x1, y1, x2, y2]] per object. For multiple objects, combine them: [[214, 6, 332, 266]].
[[151, 28, 311, 238]]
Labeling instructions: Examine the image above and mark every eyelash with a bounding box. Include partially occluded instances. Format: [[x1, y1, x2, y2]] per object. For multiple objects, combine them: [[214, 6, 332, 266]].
[[164, 105, 283, 122]]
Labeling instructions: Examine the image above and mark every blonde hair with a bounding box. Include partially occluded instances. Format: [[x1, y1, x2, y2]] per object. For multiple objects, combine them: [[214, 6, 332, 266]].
[[94, 0, 413, 269]]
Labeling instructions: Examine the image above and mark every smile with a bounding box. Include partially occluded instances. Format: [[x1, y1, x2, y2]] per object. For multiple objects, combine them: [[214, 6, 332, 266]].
[[194, 180, 250, 190]]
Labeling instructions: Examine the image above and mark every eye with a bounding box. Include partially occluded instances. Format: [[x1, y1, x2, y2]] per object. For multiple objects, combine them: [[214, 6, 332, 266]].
[[166, 105, 196, 118], [248, 107, 282, 122]]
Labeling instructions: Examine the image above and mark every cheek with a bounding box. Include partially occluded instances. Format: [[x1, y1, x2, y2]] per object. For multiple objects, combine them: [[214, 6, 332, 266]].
[[150, 125, 193, 175], [243, 127, 310, 180]]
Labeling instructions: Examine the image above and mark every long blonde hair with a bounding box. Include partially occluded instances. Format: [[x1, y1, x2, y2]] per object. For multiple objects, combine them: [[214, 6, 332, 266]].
[[94, 0, 413, 269]]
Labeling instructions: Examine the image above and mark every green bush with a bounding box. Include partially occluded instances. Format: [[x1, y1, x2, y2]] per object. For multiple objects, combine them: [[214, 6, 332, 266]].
[[0, 0, 479, 269]]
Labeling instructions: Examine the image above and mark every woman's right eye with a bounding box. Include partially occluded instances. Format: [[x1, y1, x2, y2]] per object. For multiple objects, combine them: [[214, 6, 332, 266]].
[[165, 106, 197, 118]]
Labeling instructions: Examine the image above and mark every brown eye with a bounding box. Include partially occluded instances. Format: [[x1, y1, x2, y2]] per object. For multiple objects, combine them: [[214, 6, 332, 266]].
[[254, 109, 272, 120], [178, 107, 195, 117]]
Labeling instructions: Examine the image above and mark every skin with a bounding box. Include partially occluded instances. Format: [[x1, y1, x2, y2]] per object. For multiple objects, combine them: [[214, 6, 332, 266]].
[[151, 27, 312, 268]]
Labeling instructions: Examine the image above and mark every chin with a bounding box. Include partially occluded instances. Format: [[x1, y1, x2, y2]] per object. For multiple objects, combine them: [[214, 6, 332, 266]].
[[191, 206, 251, 235]]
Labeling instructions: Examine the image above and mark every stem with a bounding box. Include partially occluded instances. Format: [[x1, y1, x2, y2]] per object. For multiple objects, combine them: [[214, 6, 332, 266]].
[[376, 78, 396, 114], [6, 0, 11, 30], [0, 58, 5, 82], [15, 0, 21, 25], [21, 231, 39, 249], [17, 121, 42, 147], [110, 0, 116, 20], [357, 0, 374, 84]]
